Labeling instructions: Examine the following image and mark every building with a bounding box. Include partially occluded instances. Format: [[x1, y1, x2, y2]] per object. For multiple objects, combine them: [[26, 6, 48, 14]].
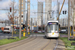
[[59, 17, 68, 27], [45, 0, 52, 25], [37, 2, 43, 26]]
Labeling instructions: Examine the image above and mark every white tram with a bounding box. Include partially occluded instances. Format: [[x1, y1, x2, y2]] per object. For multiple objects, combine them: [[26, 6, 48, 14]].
[[45, 20, 60, 38]]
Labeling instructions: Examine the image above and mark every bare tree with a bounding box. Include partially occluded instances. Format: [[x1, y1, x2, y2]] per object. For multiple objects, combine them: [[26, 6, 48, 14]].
[[7, 11, 17, 24]]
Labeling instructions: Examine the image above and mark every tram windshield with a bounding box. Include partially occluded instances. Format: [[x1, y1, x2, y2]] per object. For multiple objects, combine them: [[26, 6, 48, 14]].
[[47, 22, 59, 33]]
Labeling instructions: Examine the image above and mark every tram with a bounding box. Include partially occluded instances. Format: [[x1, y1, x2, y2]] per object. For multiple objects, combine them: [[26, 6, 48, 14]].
[[45, 20, 60, 38]]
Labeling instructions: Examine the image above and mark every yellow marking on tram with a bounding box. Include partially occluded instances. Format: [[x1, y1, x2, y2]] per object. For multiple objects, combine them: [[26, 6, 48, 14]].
[[52, 33, 54, 35]]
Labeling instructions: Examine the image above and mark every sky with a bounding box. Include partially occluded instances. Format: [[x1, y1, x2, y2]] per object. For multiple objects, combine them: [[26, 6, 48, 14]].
[[0, 0, 68, 20]]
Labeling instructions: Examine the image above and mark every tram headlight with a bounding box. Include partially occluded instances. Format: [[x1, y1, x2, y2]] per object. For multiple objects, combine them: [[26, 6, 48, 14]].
[[55, 31, 58, 33]]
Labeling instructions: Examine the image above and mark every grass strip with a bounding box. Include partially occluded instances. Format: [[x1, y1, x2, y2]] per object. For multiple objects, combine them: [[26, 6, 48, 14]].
[[60, 37, 75, 50], [0, 36, 27, 46]]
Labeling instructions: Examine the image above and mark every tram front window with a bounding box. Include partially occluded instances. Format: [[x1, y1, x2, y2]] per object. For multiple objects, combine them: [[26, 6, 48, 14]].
[[47, 25, 53, 33], [47, 23, 59, 33], [54, 25, 59, 32]]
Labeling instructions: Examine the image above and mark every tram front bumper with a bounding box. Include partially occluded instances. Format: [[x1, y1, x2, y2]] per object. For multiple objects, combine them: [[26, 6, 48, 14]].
[[46, 33, 59, 38]]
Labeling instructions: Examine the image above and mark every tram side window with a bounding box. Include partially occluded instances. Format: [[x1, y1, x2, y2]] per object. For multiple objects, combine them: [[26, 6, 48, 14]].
[[55, 25, 58, 31]]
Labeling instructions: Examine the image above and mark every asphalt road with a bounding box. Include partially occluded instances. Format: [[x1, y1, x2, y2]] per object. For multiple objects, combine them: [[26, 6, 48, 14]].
[[0, 33, 19, 40], [0, 32, 68, 40], [0, 33, 45, 40], [0, 34, 65, 50]]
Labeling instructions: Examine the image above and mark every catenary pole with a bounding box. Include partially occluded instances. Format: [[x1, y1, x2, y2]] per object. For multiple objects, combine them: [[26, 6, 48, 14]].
[[19, 0, 22, 39], [68, 0, 70, 40], [12, 0, 15, 38]]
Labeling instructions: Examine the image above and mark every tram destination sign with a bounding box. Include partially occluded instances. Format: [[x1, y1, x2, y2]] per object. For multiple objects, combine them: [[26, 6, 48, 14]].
[[48, 22, 58, 25]]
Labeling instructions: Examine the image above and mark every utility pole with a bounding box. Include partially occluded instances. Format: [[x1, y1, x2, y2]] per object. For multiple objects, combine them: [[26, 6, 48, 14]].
[[73, 10, 75, 39], [41, 16, 43, 31], [57, 0, 60, 21], [23, 0, 25, 24], [27, 0, 30, 27], [73, 11, 74, 39], [17, 17, 19, 32], [63, 19, 64, 26], [17, 17, 18, 27], [31, 18, 33, 33], [26, 1, 28, 36], [68, 0, 70, 40], [19, 0, 22, 39], [12, 0, 14, 38], [26, 12, 28, 36]]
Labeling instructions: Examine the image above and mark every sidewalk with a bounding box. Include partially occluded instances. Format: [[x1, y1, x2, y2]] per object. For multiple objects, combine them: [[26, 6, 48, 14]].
[[60, 34, 73, 38], [56, 39, 65, 50]]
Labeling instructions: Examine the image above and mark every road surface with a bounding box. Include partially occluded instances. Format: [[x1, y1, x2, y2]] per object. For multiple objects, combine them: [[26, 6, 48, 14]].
[[0, 34, 65, 50]]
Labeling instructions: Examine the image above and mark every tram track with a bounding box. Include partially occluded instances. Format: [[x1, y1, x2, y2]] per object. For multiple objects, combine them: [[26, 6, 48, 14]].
[[0, 34, 37, 50], [41, 39, 51, 50], [53, 39, 59, 50], [0, 34, 60, 50], [41, 39, 58, 50]]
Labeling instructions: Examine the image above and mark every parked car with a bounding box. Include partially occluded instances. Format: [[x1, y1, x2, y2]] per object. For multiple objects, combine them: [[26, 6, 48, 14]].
[[38, 31, 42, 33], [34, 30, 38, 33], [3, 26, 11, 34], [42, 30, 45, 33], [59, 29, 68, 33]]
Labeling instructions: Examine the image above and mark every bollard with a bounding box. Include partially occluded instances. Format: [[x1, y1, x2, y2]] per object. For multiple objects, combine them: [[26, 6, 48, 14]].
[[74, 34, 75, 36], [23, 32, 26, 37], [28, 32, 30, 34], [70, 33, 71, 36]]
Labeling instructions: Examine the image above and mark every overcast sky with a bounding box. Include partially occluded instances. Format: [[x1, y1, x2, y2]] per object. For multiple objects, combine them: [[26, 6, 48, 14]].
[[0, 0, 68, 20]]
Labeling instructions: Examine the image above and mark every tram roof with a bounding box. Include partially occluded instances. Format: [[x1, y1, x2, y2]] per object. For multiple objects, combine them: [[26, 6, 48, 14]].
[[48, 20, 58, 23]]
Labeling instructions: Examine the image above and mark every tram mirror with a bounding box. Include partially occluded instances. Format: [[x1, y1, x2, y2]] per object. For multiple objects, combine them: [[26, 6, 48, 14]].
[[59, 24, 60, 28]]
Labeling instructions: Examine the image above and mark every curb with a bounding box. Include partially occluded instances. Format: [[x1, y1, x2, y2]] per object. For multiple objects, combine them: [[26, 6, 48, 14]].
[[56, 39, 66, 50]]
